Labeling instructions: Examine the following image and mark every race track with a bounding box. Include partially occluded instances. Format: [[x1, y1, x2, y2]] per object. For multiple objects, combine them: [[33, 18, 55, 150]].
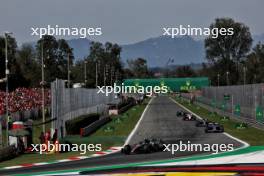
[[0, 96, 243, 175]]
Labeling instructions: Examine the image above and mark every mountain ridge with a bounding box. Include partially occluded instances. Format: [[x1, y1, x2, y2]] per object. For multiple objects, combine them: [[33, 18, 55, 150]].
[[27, 34, 264, 67]]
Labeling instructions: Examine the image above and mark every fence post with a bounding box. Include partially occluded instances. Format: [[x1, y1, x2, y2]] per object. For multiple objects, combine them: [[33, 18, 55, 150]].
[[254, 95, 257, 121]]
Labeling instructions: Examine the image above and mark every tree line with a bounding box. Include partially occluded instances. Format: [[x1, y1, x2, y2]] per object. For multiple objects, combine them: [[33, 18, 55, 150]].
[[166, 18, 264, 86], [0, 17, 264, 90], [0, 35, 149, 90]]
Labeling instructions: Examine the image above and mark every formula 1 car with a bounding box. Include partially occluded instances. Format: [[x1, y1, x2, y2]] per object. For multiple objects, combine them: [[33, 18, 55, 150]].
[[205, 122, 224, 133], [182, 113, 196, 121], [176, 110, 187, 117], [121, 138, 165, 155], [195, 119, 209, 127]]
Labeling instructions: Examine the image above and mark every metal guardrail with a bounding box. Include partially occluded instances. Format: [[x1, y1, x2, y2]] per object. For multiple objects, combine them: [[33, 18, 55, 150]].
[[80, 116, 111, 137]]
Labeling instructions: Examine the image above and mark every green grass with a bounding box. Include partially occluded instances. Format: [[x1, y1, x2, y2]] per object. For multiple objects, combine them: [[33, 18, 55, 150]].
[[64, 98, 149, 150], [174, 97, 264, 146], [0, 99, 149, 168]]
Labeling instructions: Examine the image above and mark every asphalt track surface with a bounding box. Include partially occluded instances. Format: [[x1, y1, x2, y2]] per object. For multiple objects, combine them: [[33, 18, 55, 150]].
[[0, 96, 243, 175]]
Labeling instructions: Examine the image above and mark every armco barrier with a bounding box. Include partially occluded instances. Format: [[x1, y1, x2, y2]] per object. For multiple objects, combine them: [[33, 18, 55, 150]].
[[118, 102, 135, 114], [80, 116, 112, 137]]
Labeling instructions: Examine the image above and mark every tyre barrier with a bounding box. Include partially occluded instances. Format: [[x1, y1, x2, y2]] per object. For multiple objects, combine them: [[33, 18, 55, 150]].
[[118, 102, 135, 114], [0, 145, 18, 162]]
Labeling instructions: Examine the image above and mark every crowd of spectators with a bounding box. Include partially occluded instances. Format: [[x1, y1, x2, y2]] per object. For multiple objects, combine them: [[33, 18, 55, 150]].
[[0, 88, 51, 115]]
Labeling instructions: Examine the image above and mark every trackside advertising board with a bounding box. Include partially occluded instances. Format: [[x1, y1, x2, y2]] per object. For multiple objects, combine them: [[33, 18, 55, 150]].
[[123, 77, 209, 92]]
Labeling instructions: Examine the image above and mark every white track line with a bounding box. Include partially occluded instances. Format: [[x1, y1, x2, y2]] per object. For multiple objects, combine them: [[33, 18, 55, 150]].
[[3, 166, 23, 170], [124, 97, 154, 145], [169, 97, 249, 149], [148, 150, 264, 166], [40, 172, 80, 176]]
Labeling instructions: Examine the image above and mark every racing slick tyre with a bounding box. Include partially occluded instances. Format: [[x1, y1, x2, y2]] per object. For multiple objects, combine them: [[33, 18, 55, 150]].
[[122, 145, 132, 155], [143, 144, 151, 153]]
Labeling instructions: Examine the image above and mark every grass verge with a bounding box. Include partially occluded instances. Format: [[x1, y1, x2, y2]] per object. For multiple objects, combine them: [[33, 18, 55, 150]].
[[0, 98, 149, 168], [0, 118, 53, 168], [174, 97, 264, 146], [64, 98, 150, 150]]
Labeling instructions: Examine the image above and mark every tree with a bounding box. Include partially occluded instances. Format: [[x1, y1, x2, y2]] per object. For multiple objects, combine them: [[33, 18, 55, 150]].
[[0, 34, 28, 90], [71, 60, 85, 84], [80, 41, 123, 87], [204, 18, 252, 85], [123, 68, 134, 79], [16, 44, 40, 87], [127, 58, 149, 78], [244, 43, 264, 83], [57, 39, 74, 81], [205, 18, 252, 63], [35, 35, 74, 85], [175, 65, 196, 78]]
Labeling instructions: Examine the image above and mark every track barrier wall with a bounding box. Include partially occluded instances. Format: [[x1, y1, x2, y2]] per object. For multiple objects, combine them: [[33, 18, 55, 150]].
[[51, 79, 119, 138], [184, 84, 264, 128]]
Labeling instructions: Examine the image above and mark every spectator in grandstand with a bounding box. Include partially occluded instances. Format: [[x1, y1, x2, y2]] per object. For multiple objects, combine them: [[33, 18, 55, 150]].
[[0, 88, 51, 119]]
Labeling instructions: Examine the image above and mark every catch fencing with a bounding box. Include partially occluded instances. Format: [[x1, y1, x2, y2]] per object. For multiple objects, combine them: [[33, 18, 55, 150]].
[[198, 84, 264, 125], [51, 79, 119, 137]]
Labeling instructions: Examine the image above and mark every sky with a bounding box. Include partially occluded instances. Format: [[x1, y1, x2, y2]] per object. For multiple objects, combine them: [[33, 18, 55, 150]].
[[0, 0, 263, 45]]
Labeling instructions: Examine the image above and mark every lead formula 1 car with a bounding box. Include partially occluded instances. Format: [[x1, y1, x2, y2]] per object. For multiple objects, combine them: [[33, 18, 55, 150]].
[[121, 138, 165, 155]]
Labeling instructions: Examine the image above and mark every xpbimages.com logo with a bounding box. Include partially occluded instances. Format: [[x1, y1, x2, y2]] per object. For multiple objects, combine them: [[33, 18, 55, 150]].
[[31, 142, 102, 154], [97, 83, 168, 96], [31, 25, 102, 38]]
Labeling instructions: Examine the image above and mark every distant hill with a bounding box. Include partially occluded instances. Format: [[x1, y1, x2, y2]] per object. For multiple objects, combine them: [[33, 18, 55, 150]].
[[67, 36, 205, 67], [121, 36, 204, 67], [28, 34, 264, 67]]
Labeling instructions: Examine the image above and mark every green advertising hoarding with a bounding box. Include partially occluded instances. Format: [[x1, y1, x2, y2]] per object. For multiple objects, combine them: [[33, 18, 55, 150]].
[[234, 104, 241, 116], [256, 106, 263, 123], [123, 77, 209, 92]]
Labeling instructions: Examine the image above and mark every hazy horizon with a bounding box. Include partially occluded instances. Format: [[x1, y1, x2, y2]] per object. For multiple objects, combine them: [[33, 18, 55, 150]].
[[1, 0, 264, 45]]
